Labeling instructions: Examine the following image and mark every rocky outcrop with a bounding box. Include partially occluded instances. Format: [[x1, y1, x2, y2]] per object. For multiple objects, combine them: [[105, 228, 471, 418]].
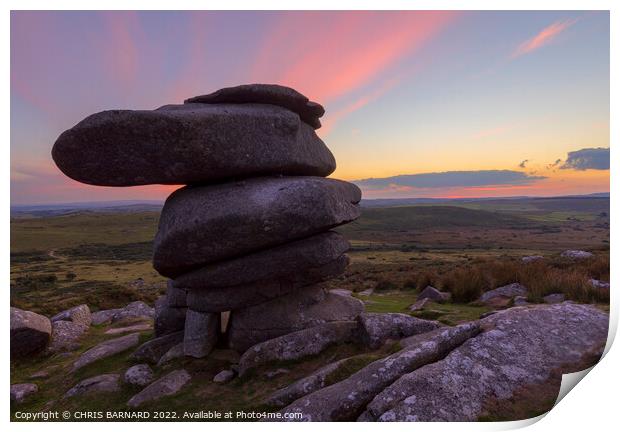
[[10, 307, 52, 358], [124, 364, 154, 386], [364, 303, 608, 421], [91, 302, 154, 326], [127, 369, 191, 408], [561, 250, 593, 259], [64, 374, 120, 398], [132, 331, 184, 364], [10, 383, 38, 403], [153, 177, 360, 277], [238, 321, 360, 376], [357, 313, 441, 349], [278, 323, 481, 421], [228, 287, 364, 352], [73, 333, 140, 371], [52, 103, 334, 187], [51, 304, 92, 327]]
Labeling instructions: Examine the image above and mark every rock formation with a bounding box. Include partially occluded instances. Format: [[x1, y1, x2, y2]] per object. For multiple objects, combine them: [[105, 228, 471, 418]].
[[51, 84, 363, 359]]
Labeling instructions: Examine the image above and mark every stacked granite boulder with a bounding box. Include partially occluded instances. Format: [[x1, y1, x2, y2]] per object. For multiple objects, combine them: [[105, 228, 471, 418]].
[[52, 84, 364, 357]]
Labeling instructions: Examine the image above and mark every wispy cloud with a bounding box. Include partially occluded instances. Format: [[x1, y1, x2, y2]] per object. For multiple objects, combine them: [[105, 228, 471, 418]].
[[518, 159, 529, 169], [511, 18, 578, 59], [561, 147, 609, 170]]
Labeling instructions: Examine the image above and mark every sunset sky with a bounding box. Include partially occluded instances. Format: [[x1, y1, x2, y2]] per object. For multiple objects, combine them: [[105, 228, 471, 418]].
[[10, 10, 609, 205]]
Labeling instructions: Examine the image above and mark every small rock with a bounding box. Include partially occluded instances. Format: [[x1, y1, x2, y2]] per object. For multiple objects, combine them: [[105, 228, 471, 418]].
[[113, 301, 155, 322], [124, 364, 154, 386], [357, 313, 441, 349], [157, 343, 185, 366], [127, 369, 191, 408], [479, 283, 527, 305], [213, 370, 235, 383], [64, 374, 120, 398], [105, 323, 152, 335], [183, 309, 219, 358], [513, 296, 529, 306], [408, 298, 430, 312], [132, 331, 184, 364], [91, 309, 121, 325], [51, 304, 92, 327], [543, 293, 566, 304], [265, 368, 289, 379], [73, 333, 140, 371], [11, 383, 38, 403], [521, 255, 544, 263], [10, 307, 52, 358], [29, 370, 50, 379], [417, 286, 450, 303], [590, 279, 610, 289], [561, 250, 593, 259], [48, 320, 89, 353]]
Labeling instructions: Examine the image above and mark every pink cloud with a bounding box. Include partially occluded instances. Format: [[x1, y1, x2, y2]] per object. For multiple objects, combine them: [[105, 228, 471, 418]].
[[511, 18, 578, 59], [251, 11, 458, 103], [99, 12, 141, 89]]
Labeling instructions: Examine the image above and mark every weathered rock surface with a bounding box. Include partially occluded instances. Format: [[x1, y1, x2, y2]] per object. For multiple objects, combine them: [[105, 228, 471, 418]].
[[186, 255, 349, 312], [417, 286, 450, 303], [174, 231, 349, 290], [52, 103, 334, 186], [239, 321, 360, 376], [48, 320, 89, 353], [153, 177, 361, 277], [10, 307, 52, 358], [183, 310, 219, 358], [513, 296, 529, 306], [91, 309, 121, 325], [127, 369, 191, 408], [479, 283, 528, 305], [228, 286, 364, 352], [185, 84, 325, 129], [166, 281, 187, 308], [358, 313, 441, 349], [132, 331, 184, 364], [561, 250, 593, 259], [124, 364, 154, 386], [266, 358, 351, 407], [543, 293, 566, 304], [73, 333, 140, 371], [278, 323, 481, 421], [213, 370, 235, 383], [105, 323, 152, 335], [365, 303, 609, 421], [590, 279, 610, 289], [11, 383, 38, 403], [51, 304, 92, 327], [154, 296, 187, 337], [64, 374, 120, 398], [157, 343, 185, 366], [113, 301, 155, 322]]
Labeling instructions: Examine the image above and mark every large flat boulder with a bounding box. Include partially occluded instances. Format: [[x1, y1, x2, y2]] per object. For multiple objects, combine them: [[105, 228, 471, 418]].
[[127, 369, 191, 408], [64, 374, 120, 399], [132, 331, 184, 364], [238, 321, 360, 376], [10, 307, 52, 358], [175, 231, 349, 291], [72, 333, 140, 371], [357, 313, 441, 349], [278, 323, 480, 421], [153, 176, 361, 277], [365, 303, 609, 421], [184, 84, 325, 129], [52, 103, 334, 186], [227, 286, 364, 352]]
